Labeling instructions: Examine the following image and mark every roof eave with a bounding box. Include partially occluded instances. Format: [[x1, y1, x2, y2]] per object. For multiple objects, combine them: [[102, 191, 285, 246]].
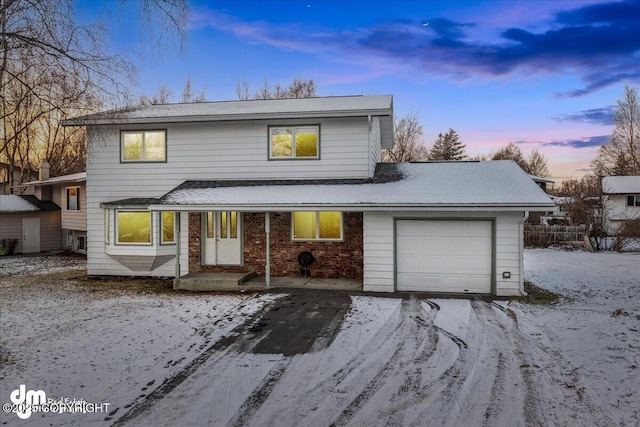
[[61, 109, 393, 127], [147, 203, 555, 212]]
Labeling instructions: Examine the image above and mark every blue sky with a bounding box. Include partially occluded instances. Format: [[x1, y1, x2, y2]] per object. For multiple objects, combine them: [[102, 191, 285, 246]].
[[97, 0, 639, 181]]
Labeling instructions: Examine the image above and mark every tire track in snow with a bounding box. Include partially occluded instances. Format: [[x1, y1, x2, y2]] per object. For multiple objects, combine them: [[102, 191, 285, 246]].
[[228, 358, 291, 427], [110, 295, 281, 426]]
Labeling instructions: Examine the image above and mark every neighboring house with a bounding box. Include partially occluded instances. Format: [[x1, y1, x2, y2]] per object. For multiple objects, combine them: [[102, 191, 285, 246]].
[[17, 162, 88, 253], [62, 95, 553, 296], [1, 162, 37, 195], [602, 176, 640, 234], [0, 194, 61, 254], [529, 175, 555, 193]]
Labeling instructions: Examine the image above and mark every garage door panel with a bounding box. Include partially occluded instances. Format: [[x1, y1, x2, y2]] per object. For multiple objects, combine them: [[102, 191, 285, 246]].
[[396, 220, 492, 293]]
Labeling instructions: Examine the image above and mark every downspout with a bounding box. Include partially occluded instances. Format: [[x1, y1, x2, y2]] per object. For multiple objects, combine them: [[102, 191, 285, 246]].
[[519, 211, 529, 296], [265, 212, 270, 288], [175, 212, 181, 278]]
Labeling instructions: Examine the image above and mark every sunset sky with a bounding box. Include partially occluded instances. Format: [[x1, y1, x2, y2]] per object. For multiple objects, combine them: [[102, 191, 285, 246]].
[[89, 0, 640, 182]]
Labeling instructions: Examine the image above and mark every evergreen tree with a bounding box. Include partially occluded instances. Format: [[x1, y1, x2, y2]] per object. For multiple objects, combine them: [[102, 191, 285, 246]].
[[429, 128, 466, 160]]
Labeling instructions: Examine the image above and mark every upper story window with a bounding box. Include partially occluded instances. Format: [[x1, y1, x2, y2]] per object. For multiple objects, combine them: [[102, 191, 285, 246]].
[[66, 187, 80, 210], [121, 130, 166, 162], [269, 126, 319, 159], [627, 195, 640, 207], [292, 211, 342, 241]]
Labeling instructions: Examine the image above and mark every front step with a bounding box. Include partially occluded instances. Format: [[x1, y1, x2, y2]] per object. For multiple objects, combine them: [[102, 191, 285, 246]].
[[173, 271, 256, 291]]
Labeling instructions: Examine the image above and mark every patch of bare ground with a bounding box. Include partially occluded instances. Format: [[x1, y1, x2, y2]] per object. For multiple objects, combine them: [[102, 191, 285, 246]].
[[514, 280, 561, 305]]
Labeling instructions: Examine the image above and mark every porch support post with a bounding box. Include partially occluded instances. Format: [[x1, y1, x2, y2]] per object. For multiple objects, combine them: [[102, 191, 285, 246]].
[[265, 211, 271, 288], [175, 211, 181, 278]]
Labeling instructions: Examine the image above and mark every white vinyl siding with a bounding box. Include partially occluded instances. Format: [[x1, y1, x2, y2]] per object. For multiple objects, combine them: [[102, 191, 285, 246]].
[[85, 118, 374, 277], [0, 211, 61, 254], [369, 117, 381, 178], [59, 182, 87, 232], [363, 211, 526, 296], [603, 194, 640, 233]]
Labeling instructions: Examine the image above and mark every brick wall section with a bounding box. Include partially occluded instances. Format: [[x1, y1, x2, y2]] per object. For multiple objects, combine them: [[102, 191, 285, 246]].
[[188, 212, 201, 273], [187, 211, 363, 280]]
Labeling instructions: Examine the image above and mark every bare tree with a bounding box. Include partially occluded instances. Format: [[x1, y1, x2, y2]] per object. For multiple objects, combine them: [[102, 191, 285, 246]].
[[236, 79, 252, 100], [0, 0, 189, 183], [592, 85, 640, 176], [491, 143, 528, 170], [181, 76, 207, 103], [383, 113, 429, 162], [140, 78, 208, 105], [556, 175, 607, 250], [429, 128, 466, 160], [237, 78, 317, 100], [526, 149, 550, 177]]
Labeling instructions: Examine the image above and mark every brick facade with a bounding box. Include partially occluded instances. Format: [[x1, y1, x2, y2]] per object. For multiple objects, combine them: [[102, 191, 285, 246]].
[[187, 211, 363, 280]]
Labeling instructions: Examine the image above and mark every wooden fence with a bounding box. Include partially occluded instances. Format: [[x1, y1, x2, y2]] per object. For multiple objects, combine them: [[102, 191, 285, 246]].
[[525, 224, 587, 247]]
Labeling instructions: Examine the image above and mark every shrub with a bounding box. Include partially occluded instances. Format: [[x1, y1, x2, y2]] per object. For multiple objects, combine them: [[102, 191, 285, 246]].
[[613, 218, 640, 252], [1, 238, 19, 255]]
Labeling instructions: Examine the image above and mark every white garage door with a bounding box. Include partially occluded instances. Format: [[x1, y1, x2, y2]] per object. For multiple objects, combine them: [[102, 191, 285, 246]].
[[396, 220, 492, 293]]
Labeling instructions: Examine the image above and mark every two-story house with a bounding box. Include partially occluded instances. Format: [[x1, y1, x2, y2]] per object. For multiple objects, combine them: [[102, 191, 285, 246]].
[[62, 95, 553, 295], [2, 161, 88, 253], [602, 176, 640, 234]]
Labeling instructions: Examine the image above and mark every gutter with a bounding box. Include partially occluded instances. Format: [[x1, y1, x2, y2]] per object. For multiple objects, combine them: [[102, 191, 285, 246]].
[[146, 203, 556, 212], [61, 110, 392, 127]]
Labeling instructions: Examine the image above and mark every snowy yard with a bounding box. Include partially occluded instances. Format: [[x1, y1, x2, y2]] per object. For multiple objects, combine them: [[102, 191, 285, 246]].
[[0, 250, 638, 426]]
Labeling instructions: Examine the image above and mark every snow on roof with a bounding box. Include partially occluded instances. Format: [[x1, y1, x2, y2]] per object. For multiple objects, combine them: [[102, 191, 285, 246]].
[[0, 195, 40, 212], [602, 176, 640, 194], [62, 95, 393, 125], [21, 172, 87, 187], [154, 161, 554, 211]]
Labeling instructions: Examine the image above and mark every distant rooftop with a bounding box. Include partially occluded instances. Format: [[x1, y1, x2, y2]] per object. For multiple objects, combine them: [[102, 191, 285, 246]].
[[0, 195, 60, 212], [602, 176, 640, 194]]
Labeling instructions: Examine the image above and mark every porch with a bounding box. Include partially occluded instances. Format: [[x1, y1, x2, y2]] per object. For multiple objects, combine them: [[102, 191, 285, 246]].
[[174, 271, 363, 292]]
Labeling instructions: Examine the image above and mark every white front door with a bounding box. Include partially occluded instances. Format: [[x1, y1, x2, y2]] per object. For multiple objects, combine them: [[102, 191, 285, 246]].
[[22, 218, 40, 253], [203, 211, 242, 265]]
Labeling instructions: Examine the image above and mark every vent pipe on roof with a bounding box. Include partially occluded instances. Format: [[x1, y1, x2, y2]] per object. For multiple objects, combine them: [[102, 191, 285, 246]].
[[39, 160, 50, 181]]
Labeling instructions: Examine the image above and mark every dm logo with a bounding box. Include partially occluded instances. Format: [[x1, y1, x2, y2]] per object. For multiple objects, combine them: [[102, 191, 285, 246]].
[[10, 384, 46, 420]]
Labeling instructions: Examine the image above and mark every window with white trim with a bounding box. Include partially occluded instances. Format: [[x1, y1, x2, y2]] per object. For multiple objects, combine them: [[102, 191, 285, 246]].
[[161, 211, 176, 244], [116, 211, 152, 244], [292, 211, 342, 241], [66, 187, 80, 210], [626, 195, 640, 207], [269, 126, 319, 159], [121, 130, 166, 162]]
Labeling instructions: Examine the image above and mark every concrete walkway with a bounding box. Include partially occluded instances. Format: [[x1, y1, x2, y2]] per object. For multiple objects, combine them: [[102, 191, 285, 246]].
[[173, 271, 362, 292]]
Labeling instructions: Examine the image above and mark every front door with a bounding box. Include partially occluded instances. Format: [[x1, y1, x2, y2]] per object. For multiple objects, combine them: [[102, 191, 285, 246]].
[[203, 211, 242, 265], [22, 218, 40, 253]]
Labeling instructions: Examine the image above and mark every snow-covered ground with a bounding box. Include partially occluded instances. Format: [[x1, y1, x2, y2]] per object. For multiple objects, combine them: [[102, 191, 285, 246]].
[[1, 250, 638, 426], [511, 249, 640, 426]]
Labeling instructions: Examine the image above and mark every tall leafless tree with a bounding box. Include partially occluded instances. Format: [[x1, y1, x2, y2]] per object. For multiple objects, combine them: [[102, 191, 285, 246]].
[[0, 0, 188, 187], [490, 143, 550, 176], [591, 85, 640, 176], [382, 112, 429, 162], [236, 78, 317, 100]]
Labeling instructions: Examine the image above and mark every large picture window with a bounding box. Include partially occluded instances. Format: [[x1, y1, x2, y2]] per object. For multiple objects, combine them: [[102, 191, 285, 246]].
[[121, 130, 166, 162], [269, 126, 319, 159], [116, 211, 152, 244], [292, 211, 342, 241]]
